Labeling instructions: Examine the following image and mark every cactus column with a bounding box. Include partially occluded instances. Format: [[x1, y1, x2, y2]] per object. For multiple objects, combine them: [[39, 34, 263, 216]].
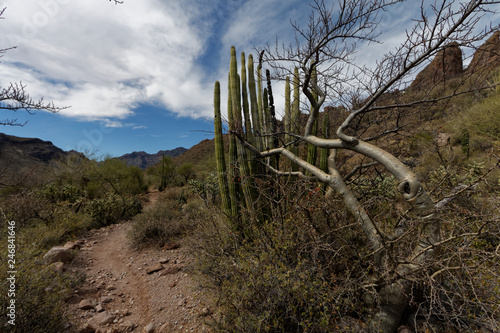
[[229, 46, 255, 212], [214, 81, 231, 216]]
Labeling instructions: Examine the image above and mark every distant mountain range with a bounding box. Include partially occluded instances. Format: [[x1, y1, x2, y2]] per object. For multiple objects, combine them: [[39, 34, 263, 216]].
[[117, 148, 188, 169], [0, 132, 188, 176]]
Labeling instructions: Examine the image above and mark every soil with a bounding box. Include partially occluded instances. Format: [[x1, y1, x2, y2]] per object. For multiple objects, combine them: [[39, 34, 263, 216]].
[[63, 190, 215, 333]]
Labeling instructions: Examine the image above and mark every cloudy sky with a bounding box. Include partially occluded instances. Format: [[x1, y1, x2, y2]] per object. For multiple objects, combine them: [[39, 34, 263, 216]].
[[0, 0, 498, 157]]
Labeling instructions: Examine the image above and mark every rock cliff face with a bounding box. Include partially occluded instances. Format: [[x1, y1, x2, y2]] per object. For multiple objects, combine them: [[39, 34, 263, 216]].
[[467, 31, 500, 72], [410, 42, 464, 89]]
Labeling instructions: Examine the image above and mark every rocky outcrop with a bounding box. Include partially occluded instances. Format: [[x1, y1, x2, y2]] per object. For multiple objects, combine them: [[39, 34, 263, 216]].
[[410, 42, 463, 89], [467, 31, 500, 72]]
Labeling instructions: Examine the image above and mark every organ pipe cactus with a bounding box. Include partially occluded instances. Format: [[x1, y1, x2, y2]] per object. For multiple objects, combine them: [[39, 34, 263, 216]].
[[213, 81, 231, 216], [229, 46, 255, 212], [227, 75, 240, 218], [247, 54, 263, 153]]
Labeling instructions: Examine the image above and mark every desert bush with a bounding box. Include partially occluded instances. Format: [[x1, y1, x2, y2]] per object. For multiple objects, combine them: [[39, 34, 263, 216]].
[[85, 193, 141, 228], [37, 183, 85, 203], [452, 86, 500, 147], [97, 158, 148, 195], [194, 180, 375, 332], [21, 210, 92, 249], [194, 162, 500, 333], [160, 186, 189, 204], [127, 199, 188, 249], [188, 172, 219, 207], [0, 222, 82, 333]]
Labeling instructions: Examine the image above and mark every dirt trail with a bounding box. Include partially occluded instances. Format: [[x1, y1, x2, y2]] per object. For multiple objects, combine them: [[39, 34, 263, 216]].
[[64, 191, 213, 333]]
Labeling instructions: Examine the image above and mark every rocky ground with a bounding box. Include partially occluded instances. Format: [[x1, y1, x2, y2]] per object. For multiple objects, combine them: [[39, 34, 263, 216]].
[[59, 192, 215, 333]]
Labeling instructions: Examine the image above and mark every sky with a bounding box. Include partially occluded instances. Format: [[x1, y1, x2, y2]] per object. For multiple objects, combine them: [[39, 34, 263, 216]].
[[0, 0, 498, 158]]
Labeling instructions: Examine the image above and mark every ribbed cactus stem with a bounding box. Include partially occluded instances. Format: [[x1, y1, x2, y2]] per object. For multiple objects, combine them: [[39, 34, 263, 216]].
[[257, 53, 266, 153], [241, 52, 258, 175], [227, 75, 240, 218], [240, 52, 253, 144], [248, 54, 263, 153], [214, 81, 231, 216], [229, 47, 254, 212], [265, 69, 279, 169]]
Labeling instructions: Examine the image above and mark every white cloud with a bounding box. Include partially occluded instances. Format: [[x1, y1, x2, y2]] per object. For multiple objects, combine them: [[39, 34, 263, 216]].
[[1, 0, 215, 123], [3, 0, 497, 129]]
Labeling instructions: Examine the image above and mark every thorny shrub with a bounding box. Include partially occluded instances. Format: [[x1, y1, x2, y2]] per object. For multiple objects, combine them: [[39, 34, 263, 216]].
[[195, 161, 499, 332], [127, 195, 205, 249]]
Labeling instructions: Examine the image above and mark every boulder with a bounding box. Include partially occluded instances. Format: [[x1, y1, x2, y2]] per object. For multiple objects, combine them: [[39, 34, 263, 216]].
[[146, 264, 164, 274], [163, 265, 182, 275], [79, 321, 97, 333], [43, 246, 73, 264], [93, 311, 114, 326], [78, 299, 95, 310]]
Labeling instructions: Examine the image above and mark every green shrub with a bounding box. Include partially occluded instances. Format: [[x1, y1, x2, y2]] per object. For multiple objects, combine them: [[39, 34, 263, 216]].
[[453, 88, 500, 142], [37, 184, 85, 203], [127, 200, 188, 249], [0, 230, 81, 333], [193, 179, 371, 332], [85, 193, 141, 228], [21, 210, 92, 249]]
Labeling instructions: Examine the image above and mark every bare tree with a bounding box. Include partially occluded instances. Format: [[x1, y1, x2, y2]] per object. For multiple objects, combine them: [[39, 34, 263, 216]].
[[228, 0, 499, 332]]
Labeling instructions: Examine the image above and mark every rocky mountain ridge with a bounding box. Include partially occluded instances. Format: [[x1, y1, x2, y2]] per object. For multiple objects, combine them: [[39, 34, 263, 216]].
[[117, 148, 187, 169], [411, 31, 500, 89]]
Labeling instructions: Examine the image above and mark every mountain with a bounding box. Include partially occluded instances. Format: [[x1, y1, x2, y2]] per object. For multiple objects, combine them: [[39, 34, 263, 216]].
[[117, 147, 188, 169], [0, 132, 82, 186]]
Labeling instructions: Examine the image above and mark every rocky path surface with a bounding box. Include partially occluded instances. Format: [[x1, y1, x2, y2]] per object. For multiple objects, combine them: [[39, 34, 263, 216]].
[[63, 192, 214, 333]]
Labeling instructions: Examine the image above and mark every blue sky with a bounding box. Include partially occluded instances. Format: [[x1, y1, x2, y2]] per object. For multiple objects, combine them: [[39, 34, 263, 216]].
[[1, 0, 499, 157]]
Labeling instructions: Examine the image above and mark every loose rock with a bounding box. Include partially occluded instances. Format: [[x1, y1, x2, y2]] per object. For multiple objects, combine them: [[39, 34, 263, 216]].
[[94, 311, 114, 326], [78, 299, 95, 310], [143, 321, 155, 333], [50, 261, 65, 273], [163, 241, 180, 250], [163, 265, 182, 275], [146, 264, 164, 275]]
